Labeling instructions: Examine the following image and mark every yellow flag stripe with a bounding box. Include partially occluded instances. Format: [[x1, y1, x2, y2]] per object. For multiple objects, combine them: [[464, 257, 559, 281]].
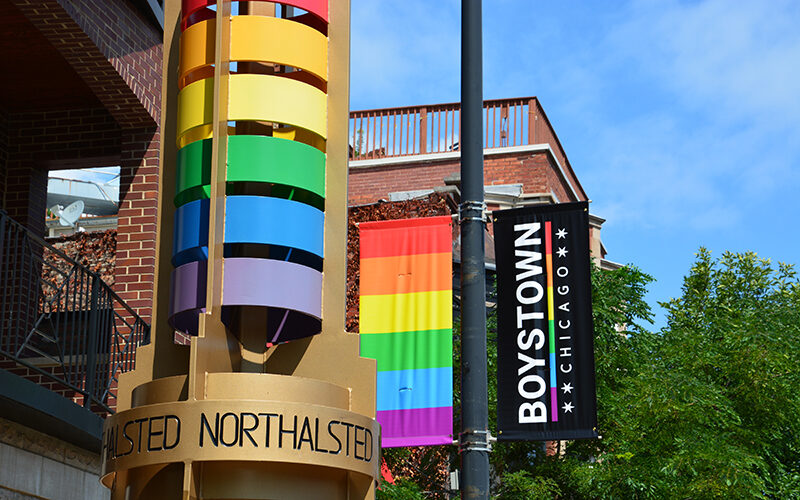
[[360, 290, 452, 334]]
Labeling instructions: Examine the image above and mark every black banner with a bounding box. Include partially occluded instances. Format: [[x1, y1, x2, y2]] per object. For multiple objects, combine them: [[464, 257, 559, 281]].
[[493, 202, 598, 441]]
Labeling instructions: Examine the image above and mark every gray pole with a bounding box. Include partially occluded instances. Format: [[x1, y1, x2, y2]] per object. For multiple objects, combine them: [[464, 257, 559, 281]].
[[460, 0, 489, 498]]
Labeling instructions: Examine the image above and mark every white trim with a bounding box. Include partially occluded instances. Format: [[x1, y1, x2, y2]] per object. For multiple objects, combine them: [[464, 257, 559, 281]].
[[351, 150, 461, 167], [348, 144, 581, 201]]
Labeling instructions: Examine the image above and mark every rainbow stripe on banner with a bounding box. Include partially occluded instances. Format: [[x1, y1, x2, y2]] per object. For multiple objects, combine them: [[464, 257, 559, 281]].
[[545, 221, 558, 422], [359, 216, 454, 448]]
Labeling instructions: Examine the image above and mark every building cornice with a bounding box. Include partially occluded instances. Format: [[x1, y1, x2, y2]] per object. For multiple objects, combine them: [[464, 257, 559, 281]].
[[348, 144, 582, 202]]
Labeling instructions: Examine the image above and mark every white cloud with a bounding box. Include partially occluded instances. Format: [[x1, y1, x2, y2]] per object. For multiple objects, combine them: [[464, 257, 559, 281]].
[[609, 0, 800, 128]]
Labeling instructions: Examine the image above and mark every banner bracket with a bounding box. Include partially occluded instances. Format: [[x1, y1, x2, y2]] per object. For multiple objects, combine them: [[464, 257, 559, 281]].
[[458, 200, 488, 224], [458, 429, 494, 454]]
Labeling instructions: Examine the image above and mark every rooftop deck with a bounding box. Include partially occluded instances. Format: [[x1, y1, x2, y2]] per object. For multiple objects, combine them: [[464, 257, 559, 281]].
[[348, 96, 587, 202], [349, 96, 567, 159]]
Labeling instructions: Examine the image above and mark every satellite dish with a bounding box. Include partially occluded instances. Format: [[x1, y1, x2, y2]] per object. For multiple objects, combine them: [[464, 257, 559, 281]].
[[57, 200, 84, 227]]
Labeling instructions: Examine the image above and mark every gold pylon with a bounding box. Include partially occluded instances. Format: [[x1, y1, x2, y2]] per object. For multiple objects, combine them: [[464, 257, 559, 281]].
[[101, 2, 378, 498]]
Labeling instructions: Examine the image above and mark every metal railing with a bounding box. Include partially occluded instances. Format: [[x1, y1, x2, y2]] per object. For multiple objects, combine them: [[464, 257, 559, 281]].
[[349, 96, 540, 160], [0, 210, 149, 415]]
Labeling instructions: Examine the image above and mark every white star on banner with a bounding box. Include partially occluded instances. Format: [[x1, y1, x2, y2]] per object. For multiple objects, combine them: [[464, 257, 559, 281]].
[[556, 247, 568, 258], [561, 382, 573, 394], [556, 228, 568, 239], [562, 401, 574, 413]]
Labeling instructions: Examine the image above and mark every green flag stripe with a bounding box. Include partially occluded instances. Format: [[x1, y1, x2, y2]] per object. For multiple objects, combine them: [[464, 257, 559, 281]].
[[360, 329, 452, 372], [175, 135, 326, 207]]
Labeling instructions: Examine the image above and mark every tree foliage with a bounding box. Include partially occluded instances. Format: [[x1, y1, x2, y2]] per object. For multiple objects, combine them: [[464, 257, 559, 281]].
[[532, 250, 800, 499], [376, 477, 427, 500]]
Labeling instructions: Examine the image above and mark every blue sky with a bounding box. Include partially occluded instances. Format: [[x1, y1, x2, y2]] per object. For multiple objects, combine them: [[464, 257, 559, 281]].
[[50, 167, 120, 186], [350, 0, 800, 328]]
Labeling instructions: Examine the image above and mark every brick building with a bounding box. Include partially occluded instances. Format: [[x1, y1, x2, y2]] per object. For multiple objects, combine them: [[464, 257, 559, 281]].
[[0, 1, 162, 497], [0, 2, 611, 497], [347, 99, 612, 263], [0, 0, 162, 324], [348, 98, 585, 207]]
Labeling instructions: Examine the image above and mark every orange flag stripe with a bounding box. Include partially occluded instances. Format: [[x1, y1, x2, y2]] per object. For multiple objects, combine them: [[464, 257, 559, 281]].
[[360, 252, 452, 296]]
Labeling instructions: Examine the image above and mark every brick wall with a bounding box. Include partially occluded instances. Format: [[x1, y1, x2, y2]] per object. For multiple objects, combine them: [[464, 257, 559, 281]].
[[348, 150, 581, 205], [6, 0, 164, 323], [114, 127, 159, 322], [9, 107, 120, 164], [3, 166, 48, 237], [530, 100, 586, 200], [10, 0, 162, 128], [0, 0, 161, 417], [349, 158, 460, 205]]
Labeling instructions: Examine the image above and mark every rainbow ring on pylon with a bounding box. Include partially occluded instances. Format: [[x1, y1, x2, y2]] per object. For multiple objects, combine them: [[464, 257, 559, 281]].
[[168, 0, 330, 343]]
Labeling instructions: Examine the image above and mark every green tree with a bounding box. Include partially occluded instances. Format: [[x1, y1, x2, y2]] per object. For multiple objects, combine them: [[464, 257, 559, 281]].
[[376, 477, 427, 500], [550, 250, 800, 499], [495, 471, 562, 499], [489, 263, 657, 498], [652, 250, 800, 497]]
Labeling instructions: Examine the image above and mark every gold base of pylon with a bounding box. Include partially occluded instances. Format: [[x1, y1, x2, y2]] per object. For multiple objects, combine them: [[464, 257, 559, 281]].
[[102, 373, 379, 500]]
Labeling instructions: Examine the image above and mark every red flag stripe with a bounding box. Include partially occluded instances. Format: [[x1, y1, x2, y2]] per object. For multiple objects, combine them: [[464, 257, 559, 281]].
[[360, 216, 452, 259]]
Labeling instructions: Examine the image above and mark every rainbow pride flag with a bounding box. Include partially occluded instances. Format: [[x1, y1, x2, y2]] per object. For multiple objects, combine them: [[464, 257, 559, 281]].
[[359, 216, 453, 447]]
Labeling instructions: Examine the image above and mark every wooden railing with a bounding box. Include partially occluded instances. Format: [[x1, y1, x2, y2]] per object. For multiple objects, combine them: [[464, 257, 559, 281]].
[[349, 97, 539, 160]]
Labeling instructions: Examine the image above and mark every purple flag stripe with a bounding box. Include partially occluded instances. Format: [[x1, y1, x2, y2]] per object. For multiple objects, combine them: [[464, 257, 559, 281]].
[[377, 406, 453, 448], [382, 435, 454, 448]]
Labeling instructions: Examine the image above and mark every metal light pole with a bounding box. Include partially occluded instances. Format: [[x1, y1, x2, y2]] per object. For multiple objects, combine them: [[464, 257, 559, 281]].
[[460, 0, 490, 498]]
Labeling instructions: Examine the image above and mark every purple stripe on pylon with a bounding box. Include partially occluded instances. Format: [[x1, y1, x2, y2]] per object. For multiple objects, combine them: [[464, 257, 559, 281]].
[[551, 387, 558, 422], [170, 260, 206, 316], [169, 260, 207, 335], [376, 406, 453, 447], [222, 258, 322, 318]]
